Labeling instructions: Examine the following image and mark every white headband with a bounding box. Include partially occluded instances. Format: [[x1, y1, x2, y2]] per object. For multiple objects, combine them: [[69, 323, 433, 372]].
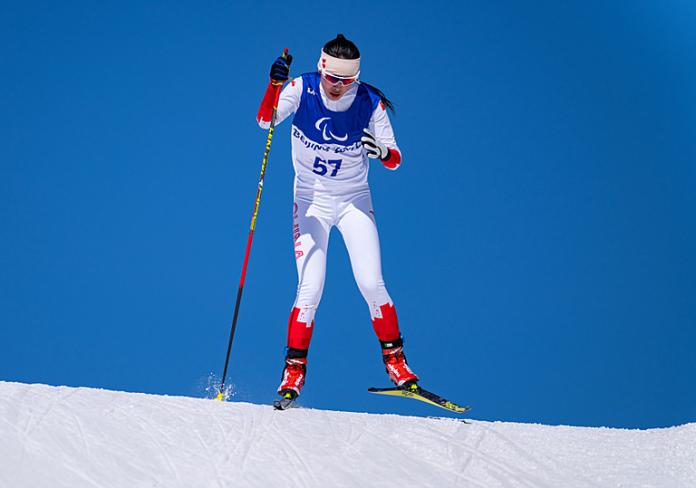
[[317, 50, 361, 78]]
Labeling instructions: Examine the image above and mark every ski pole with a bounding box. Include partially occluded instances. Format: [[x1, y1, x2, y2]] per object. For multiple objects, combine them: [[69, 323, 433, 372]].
[[216, 49, 290, 401]]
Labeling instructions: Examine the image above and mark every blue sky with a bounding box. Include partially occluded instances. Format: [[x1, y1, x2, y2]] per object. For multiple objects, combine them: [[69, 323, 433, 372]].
[[2, 1, 695, 428]]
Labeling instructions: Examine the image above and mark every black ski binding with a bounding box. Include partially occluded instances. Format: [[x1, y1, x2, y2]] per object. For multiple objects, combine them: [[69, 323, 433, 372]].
[[273, 389, 298, 410]]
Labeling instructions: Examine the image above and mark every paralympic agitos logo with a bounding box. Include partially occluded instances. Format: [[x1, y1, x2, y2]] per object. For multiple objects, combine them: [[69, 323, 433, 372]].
[[314, 117, 347, 142]]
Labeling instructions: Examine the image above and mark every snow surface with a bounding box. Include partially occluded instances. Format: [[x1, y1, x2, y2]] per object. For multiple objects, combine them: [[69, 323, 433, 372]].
[[0, 381, 694, 488]]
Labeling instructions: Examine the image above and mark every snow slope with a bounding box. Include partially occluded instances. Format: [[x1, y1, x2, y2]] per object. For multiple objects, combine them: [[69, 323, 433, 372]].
[[0, 381, 693, 488]]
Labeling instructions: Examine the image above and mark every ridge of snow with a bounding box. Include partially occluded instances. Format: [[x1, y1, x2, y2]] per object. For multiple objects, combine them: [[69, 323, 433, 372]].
[[1, 381, 694, 488]]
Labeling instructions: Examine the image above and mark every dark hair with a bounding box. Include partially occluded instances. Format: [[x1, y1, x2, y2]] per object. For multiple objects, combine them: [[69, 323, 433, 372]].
[[323, 34, 395, 113]]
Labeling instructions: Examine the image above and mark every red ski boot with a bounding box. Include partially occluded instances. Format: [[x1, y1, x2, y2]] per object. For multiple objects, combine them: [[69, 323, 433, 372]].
[[381, 339, 419, 387], [277, 353, 307, 398]]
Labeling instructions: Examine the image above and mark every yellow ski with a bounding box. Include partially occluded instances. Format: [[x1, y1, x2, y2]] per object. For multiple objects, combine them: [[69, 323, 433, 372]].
[[368, 384, 471, 414]]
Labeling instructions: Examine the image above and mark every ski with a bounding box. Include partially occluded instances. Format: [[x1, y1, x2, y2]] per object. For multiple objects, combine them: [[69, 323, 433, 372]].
[[368, 384, 471, 414], [273, 391, 298, 410]]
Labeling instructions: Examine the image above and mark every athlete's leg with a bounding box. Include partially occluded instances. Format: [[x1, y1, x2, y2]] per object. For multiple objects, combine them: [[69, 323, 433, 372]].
[[279, 198, 332, 396], [337, 193, 419, 386], [287, 198, 331, 351], [336, 193, 400, 342]]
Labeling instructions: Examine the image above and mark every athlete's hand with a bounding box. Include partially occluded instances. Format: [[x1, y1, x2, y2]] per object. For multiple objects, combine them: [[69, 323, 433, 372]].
[[270, 51, 293, 82], [361, 129, 390, 160]]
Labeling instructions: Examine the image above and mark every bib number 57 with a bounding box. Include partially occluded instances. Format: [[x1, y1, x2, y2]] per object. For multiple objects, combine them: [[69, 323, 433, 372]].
[[312, 157, 342, 177]]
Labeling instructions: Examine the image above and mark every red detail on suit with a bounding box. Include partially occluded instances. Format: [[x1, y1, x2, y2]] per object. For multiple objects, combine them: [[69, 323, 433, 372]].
[[256, 80, 282, 126], [287, 307, 314, 350], [382, 148, 402, 170], [371, 303, 401, 342]]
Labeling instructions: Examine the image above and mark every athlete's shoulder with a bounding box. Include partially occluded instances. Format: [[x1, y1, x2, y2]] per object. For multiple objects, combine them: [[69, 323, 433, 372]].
[[284, 76, 303, 92]]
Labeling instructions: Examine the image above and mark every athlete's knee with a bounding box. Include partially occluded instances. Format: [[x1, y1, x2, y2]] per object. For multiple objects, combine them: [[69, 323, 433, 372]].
[[295, 281, 324, 307], [356, 276, 388, 303]]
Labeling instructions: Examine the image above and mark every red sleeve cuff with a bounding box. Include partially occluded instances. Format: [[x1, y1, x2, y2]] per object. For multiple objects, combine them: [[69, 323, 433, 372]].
[[256, 80, 283, 127], [382, 148, 402, 170]]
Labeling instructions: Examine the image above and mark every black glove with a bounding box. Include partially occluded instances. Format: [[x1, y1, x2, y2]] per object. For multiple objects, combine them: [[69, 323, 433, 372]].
[[361, 128, 390, 160], [270, 52, 293, 82]]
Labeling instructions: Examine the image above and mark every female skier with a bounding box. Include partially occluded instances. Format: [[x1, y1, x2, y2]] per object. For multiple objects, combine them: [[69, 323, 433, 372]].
[[256, 34, 419, 401]]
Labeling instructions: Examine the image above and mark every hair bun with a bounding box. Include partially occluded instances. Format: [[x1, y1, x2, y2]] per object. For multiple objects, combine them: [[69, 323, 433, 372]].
[[336, 33, 346, 39]]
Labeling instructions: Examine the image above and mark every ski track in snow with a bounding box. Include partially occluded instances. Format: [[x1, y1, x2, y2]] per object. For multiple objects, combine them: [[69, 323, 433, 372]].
[[0, 381, 694, 488]]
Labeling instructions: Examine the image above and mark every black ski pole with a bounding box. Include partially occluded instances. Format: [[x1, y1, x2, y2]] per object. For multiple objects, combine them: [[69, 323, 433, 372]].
[[215, 49, 290, 401]]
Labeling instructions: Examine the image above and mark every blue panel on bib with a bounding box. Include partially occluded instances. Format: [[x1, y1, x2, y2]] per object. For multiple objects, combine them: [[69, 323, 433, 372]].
[[293, 73, 380, 147]]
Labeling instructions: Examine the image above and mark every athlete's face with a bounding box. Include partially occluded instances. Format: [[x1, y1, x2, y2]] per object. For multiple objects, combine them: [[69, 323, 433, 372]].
[[320, 72, 355, 100]]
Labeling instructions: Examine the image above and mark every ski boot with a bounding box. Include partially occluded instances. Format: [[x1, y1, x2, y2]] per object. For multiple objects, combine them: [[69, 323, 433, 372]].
[[275, 348, 307, 409], [381, 338, 419, 388]]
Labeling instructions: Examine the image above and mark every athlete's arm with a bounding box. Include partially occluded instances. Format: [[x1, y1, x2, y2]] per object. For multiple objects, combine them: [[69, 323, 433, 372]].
[[257, 77, 302, 129], [366, 101, 402, 170]]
